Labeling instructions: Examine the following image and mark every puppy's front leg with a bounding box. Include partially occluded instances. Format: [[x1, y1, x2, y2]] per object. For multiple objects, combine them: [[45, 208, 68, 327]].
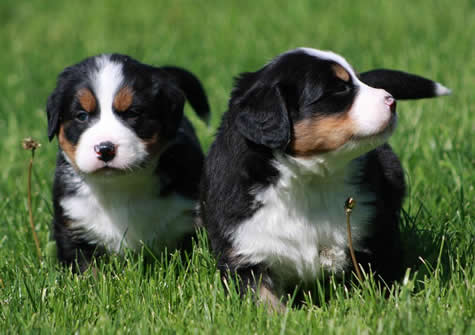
[[53, 218, 104, 273], [230, 266, 286, 313], [257, 283, 286, 313]]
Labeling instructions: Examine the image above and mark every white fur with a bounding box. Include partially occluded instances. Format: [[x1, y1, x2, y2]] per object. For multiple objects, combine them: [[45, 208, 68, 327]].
[[75, 55, 148, 174], [434, 82, 452, 96], [298, 47, 358, 81], [231, 48, 396, 284], [350, 83, 395, 137], [299, 47, 395, 138], [231, 155, 375, 283], [61, 55, 194, 254], [61, 164, 194, 253]]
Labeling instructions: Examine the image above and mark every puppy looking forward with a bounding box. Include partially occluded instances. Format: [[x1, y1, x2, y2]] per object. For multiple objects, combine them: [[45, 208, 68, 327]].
[[47, 54, 210, 272], [199, 47, 450, 309]]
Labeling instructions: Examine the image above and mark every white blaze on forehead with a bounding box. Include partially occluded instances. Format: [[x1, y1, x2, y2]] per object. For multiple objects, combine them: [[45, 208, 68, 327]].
[[74, 55, 148, 174], [92, 55, 125, 119], [297, 47, 359, 81]]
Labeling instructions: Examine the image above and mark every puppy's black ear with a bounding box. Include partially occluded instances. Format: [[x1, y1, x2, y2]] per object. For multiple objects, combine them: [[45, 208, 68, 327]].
[[235, 85, 291, 150], [46, 89, 62, 142], [160, 66, 210, 123], [155, 81, 186, 139], [359, 69, 451, 100]]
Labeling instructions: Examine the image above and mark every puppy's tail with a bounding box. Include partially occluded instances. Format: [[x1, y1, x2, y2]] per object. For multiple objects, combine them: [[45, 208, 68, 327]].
[[161, 66, 210, 123], [359, 69, 451, 100]]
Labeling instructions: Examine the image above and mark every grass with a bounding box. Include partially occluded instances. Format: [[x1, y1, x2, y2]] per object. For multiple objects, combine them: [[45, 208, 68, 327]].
[[0, 0, 473, 333]]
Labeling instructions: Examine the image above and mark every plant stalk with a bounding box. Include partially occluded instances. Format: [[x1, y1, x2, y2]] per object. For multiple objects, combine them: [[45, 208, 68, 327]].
[[23, 138, 42, 261], [345, 197, 362, 282]]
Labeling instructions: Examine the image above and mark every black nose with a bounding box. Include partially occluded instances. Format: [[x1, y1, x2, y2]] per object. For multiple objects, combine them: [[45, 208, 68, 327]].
[[94, 141, 116, 162]]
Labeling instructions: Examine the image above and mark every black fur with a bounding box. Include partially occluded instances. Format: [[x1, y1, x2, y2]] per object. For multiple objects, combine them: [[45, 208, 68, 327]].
[[359, 69, 448, 100], [47, 54, 209, 271], [52, 154, 106, 272], [200, 48, 449, 303]]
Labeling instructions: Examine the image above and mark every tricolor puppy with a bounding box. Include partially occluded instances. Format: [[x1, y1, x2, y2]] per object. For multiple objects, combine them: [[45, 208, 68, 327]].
[[199, 47, 450, 308], [47, 54, 210, 272]]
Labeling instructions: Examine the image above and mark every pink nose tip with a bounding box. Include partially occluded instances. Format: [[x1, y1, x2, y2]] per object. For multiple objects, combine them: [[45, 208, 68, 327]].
[[385, 95, 395, 106], [385, 95, 396, 113]]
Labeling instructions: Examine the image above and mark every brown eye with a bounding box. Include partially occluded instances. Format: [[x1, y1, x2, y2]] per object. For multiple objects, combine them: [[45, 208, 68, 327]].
[[75, 111, 89, 122]]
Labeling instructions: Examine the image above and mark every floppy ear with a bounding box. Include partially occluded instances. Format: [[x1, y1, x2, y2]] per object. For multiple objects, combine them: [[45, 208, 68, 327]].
[[154, 81, 186, 139], [160, 66, 210, 123], [235, 85, 291, 150], [359, 69, 451, 100], [46, 89, 62, 142]]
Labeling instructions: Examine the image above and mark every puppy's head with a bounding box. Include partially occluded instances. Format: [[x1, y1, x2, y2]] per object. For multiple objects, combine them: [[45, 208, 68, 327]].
[[47, 54, 185, 175], [232, 48, 397, 161]]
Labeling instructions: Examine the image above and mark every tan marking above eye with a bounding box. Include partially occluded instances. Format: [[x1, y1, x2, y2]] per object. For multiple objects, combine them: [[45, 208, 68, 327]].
[[332, 64, 350, 82], [291, 115, 355, 156], [77, 88, 97, 113], [113, 86, 134, 112]]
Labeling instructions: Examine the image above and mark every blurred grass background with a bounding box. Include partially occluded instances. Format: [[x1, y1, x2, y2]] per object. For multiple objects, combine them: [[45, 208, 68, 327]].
[[0, 0, 473, 333]]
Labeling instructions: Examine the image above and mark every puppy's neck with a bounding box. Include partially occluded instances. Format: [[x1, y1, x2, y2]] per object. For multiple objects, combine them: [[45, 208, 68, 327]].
[[87, 169, 159, 196], [276, 138, 384, 180], [66, 159, 160, 199], [274, 153, 352, 183]]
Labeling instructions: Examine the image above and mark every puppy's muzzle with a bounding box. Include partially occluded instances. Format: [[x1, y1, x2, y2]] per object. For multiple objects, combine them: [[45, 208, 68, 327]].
[[94, 141, 116, 162]]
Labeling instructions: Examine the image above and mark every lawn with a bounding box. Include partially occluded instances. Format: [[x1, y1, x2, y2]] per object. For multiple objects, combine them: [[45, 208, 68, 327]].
[[0, 0, 473, 333]]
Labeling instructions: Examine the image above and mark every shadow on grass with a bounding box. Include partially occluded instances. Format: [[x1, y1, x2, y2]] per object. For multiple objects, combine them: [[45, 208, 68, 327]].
[[400, 200, 473, 289]]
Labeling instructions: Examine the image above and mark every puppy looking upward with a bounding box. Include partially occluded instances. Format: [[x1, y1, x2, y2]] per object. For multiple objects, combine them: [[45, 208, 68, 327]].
[[47, 54, 210, 272], [199, 47, 450, 309]]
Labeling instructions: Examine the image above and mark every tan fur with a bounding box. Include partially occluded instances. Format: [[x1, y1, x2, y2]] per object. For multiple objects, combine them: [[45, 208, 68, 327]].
[[113, 86, 134, 112], [77, 88, 96, 113], [291, 115, 355, 156], [258, 285, 286, 313], [142, 134, 162, 155], [58, 125, 78, 168], [332, 64, 350, 82]]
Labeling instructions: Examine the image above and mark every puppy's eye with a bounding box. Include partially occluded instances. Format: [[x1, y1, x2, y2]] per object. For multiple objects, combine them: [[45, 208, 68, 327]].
[[332, 81, 351, 95], [122, 109, 141, 119], [75, 111, 89, 122]]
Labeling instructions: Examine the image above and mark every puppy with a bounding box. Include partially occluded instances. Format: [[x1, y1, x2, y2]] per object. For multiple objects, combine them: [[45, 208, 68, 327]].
[[47, 54, 210, 272], [199, 47, 450, 308]]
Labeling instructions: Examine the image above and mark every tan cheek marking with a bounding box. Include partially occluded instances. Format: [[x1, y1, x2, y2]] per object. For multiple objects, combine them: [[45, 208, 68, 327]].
[[332, 64, 350, 82], [291, 115, 355, 156], [77, 88, 96, 113], [113, 86, 134, 112], [142, 134, 162, 156], [58, 125, 78, 168]]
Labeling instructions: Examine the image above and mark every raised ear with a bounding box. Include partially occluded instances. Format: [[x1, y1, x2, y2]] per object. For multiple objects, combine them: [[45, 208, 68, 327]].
[[46, 89, 62, 141], [359, 69, 451, 100], [235, 85, 291, 150], [160, 66, 210, 123], [155, 81, 186, 139]]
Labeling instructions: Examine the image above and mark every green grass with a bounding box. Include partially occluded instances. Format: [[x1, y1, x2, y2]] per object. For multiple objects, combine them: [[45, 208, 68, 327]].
[[0, 0, 474, 333]]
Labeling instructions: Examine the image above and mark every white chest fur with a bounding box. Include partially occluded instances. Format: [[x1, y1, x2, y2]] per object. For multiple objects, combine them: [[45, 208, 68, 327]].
[[231, 156, 375, 283], [60, 170, 195, 254]]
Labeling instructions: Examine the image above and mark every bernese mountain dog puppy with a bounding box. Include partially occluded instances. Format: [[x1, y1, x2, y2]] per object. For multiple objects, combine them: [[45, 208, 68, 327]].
[[46, 54, 210, 272], [199, 47, 450, 309]]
